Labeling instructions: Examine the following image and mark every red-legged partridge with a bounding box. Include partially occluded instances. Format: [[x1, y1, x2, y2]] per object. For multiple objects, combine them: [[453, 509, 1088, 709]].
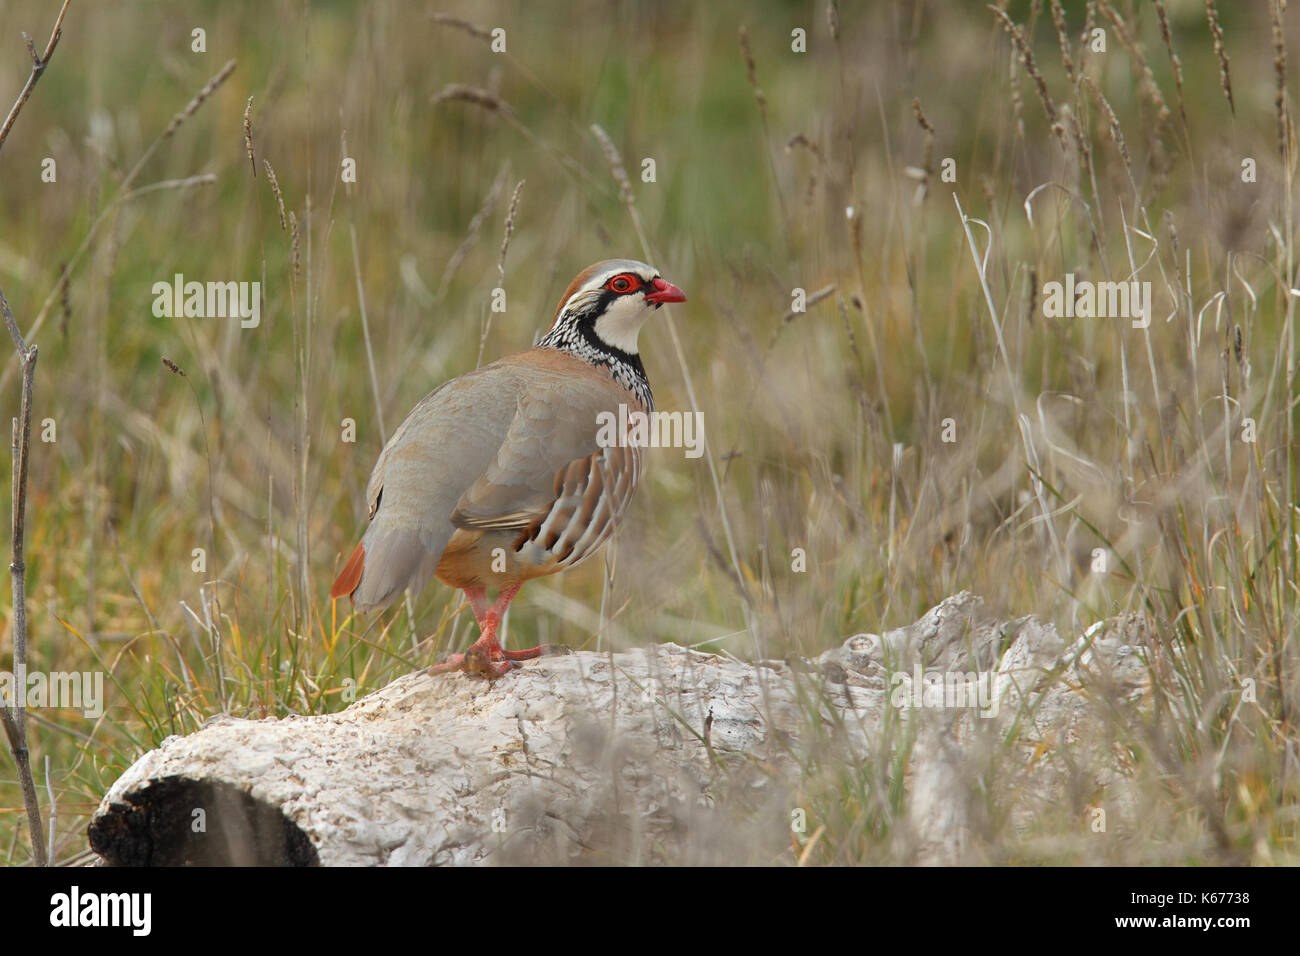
[[331, 259, 687, 677]]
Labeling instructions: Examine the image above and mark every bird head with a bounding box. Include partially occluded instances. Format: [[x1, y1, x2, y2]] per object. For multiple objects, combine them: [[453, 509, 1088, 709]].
[[541, 259, 686, 358]]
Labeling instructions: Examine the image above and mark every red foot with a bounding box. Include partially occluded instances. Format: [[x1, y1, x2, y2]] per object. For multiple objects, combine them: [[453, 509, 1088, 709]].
[[428, 636, 551, 679]]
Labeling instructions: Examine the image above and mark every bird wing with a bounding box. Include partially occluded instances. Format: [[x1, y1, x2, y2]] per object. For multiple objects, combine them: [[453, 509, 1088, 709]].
[[449, 354, 642, 537]]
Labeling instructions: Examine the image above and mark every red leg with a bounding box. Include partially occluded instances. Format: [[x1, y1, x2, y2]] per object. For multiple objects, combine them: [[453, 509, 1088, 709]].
[[463, 586, 491, 630], [485, 584, 546, 660], [428, 586, 493, 675], [428, 583, 560, 678]]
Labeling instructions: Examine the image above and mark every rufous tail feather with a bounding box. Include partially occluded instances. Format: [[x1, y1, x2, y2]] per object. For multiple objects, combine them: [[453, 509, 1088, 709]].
[[330, 542, 365, 600]]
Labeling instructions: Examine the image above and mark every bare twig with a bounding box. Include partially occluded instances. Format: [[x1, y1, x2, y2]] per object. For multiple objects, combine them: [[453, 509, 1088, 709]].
[[0, 0, 69, 154], [0, 288, 44, 866], [0, 0, 69, 869], [43, 754, 55, 863]]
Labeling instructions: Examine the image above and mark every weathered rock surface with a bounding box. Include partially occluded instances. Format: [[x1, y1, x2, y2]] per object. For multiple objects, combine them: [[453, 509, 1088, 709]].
[[89, 593, 1170, 865]]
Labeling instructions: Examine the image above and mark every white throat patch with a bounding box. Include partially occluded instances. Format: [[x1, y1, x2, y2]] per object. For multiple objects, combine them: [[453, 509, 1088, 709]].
[[591, 292, 652, 354]]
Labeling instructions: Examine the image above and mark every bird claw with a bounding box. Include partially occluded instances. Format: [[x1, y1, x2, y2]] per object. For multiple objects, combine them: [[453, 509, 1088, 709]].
[[465, 645, 517, 678], [427, 653, 465, 675], [427, 642, 569, 678], [427, 647, 517, 679], [536, 644, 574, 658]]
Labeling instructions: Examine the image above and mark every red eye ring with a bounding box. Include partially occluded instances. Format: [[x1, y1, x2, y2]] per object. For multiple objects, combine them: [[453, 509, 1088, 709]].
[[606, 273, 638, 293]]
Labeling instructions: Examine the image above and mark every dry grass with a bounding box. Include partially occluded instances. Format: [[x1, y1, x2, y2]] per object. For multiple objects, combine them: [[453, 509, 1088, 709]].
[[0, 0, 1294, 865]]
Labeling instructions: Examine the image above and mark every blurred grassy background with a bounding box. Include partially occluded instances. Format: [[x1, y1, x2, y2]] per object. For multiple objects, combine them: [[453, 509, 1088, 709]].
[[0, 0, 1295, 864]]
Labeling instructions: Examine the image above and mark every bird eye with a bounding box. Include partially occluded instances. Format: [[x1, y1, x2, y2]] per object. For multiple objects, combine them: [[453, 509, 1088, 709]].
[[606, 274, 637, 293]]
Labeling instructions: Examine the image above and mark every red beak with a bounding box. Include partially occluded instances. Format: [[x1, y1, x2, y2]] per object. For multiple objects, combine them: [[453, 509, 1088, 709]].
[[645, 277, 687, 305]]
